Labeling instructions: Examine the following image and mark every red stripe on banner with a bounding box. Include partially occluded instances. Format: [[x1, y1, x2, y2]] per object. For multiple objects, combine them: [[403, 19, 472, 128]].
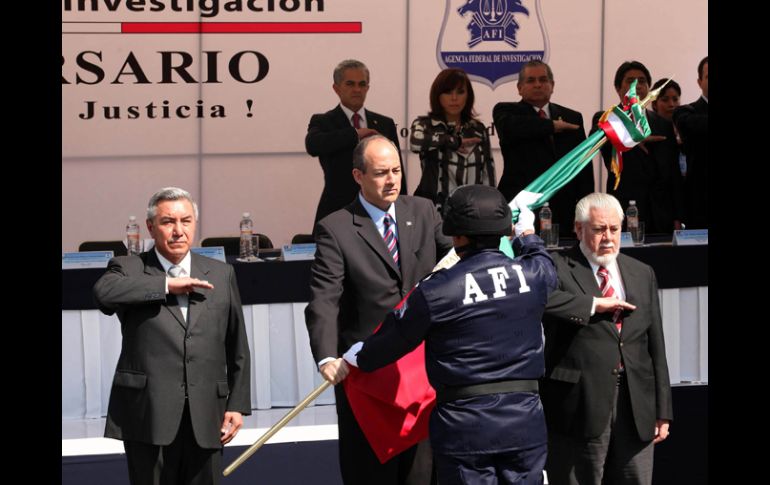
[[121, 22, 362, 34], [598, 120, 632, 154]]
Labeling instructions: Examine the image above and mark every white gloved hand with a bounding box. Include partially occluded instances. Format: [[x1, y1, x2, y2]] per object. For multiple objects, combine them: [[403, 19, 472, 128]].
[[342, 341, 363, 368], [510, 191, 542, 236]]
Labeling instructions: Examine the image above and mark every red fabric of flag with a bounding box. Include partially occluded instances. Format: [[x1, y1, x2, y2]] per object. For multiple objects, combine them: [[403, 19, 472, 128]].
[[342, 290, 436, 464]]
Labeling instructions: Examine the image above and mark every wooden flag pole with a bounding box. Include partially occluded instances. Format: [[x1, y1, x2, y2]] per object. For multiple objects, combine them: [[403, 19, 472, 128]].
[[223, 380, 332, 477]]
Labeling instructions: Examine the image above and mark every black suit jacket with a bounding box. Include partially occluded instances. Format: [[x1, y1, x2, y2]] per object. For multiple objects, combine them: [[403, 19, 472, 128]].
[[591, 109, 684, 233], [93, 251, 251, 449], [494, 101, 593, 236], [673, 97, 709, 229], [305, 195, 452, 362], [541, 246, 673, 441], [306, 105, 405, 226]]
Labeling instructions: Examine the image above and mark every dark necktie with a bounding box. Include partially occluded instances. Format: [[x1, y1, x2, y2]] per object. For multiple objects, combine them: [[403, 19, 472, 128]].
[[538, 108, 547, 119], [597, 266, 622, 332], [382, 214, 399, 268], [352, 112, 361, 129]]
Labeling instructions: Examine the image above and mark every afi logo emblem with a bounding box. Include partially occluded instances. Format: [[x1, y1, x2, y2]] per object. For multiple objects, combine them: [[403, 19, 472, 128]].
[[457, 0, 530, 48], [437, 0, 548, 89]]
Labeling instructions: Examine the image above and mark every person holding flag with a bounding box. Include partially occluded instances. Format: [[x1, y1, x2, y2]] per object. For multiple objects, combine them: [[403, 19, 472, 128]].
[[305, 134, 452, 485], [591, 61, 683, 234], [342, 185, 558, 485]]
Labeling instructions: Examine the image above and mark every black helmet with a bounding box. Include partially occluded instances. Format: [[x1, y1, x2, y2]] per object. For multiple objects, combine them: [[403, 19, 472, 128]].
[[442, 185, 512, 237]]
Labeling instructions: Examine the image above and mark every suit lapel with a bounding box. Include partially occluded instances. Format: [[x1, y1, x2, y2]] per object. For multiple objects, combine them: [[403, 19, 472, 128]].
[[565, 246, 621, 339], [616, 254, 643, 335], [365, 109, 381, 132], [144, 251, 186, 329], [394, 198, 415, 286], [352, 198, 401, 280], [549, 103, 561, 120], [565, 246, 602, 298], [332, 105, 351, 128], [187, 253, 212, 333]]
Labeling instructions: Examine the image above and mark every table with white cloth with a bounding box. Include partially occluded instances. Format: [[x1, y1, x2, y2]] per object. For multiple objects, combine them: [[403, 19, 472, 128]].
[[62, 245, 707, 420]]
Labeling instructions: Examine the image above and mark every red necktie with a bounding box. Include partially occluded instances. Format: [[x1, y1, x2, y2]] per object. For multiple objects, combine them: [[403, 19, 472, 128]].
[[352, 112, 361, 129], [597, 266, 622, 332], [538, 108, 547, 119], [383, 214, 399, 268]]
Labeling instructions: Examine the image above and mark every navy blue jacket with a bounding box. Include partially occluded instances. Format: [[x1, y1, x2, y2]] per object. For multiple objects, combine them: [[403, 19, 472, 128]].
[[356, 234, 557, 455]]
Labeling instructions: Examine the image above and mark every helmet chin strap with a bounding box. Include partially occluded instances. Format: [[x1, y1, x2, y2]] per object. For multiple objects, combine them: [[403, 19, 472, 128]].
[[453, 242, 474, 255]]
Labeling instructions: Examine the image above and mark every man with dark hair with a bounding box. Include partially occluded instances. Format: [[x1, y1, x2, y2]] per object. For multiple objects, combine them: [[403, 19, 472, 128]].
[[340, 185, 557, 484], [305, 135, 451, 484], [542, 192, 672, 485], [93, 187, 251, 485], [494, 60, 593, 237], [592, 61, 683, 234], [673, 56, 708, 229], [306, 59, 405, 228]]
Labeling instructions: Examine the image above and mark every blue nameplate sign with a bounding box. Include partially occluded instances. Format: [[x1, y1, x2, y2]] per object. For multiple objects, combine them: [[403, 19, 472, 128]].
[[673, 229, 708, 246], [281, 243, 317, 261], [191, 246, 226, 263], [62, 251, 113, 269], [620, 232, 634, 248]]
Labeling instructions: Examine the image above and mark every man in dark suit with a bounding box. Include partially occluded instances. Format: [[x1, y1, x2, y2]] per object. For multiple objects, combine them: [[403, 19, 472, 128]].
[[541, 192, 672, 485], [494, 60, 593, 237], [341, 185, 557, 485], [306, 59, 406, 227], [591, 61, 683, 234], [673, 56, 708, 229], [305, 135, 452, 485], [94, 187, 251, 485]]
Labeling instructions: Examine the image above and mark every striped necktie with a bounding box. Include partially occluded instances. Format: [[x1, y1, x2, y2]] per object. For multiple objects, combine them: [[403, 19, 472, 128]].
[[597, 266, 622, 332], [168, 265, 188, 321], [382, 214, 399, 268]]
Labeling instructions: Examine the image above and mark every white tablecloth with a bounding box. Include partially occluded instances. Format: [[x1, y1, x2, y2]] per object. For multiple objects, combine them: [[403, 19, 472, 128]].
[[62, 288, 708, 419]]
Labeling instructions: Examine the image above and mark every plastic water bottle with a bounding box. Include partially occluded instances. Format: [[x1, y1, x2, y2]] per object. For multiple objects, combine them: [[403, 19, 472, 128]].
[[539, 202, 552, 246], [626, 200, 639, 242], [126, 216, 142, 255], [239, 212, 253, 260]]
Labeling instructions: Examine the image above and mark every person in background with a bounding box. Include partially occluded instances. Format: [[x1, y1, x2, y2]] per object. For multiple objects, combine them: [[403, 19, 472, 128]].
[[542, 192, 672, 485], [494, 60, 593, 238], [410, 68, 496, 215], [306, 59, 405, 230], [651, 78, 686, 177], [591, 61, 682, 233], [673, 56, 709, 229], [93, 187, 251, 485], [305, 135, 452, 485]]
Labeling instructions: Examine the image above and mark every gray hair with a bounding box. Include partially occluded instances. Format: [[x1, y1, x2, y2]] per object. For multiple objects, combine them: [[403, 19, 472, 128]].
[[517, 60, 554, 86], [352, 135, 398, 173], [146, 187, 199, 221], [333, 59, 369, 85], [574, 192, 624, 223]]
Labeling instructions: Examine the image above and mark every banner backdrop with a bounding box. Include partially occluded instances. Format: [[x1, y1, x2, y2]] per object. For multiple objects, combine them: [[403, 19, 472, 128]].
[[62, 0, 707, 250]]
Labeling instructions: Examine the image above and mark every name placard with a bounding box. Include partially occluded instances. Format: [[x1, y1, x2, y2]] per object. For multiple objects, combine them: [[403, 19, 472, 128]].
[[191, 246, 226, 263], [673, 229, 708, 246], [620, 232, 634, 248], [62, 251, 113, 269], [281, 243, 317, 261]]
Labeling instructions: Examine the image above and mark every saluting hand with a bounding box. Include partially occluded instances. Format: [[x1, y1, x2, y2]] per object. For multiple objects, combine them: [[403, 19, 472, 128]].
[[168, 277, 214, 294]]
